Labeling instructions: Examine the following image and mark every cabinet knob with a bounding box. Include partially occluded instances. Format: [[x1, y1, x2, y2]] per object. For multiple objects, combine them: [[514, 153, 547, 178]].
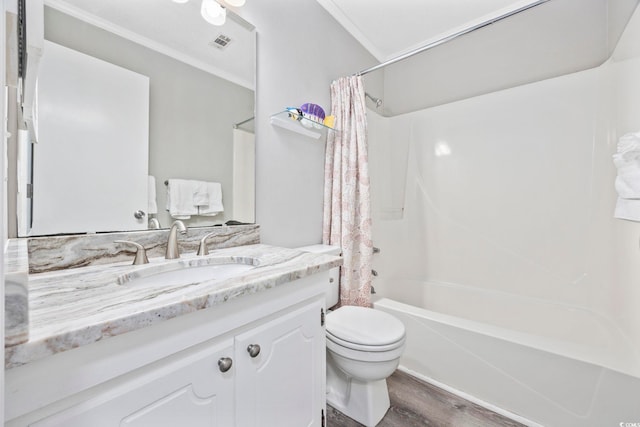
[[247, 344, 261, 358], [134, 210, 146, 219], [218, 357, 233, 372]]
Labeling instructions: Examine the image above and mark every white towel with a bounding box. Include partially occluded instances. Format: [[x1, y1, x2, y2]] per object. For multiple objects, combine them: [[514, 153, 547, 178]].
[[198, 182, 224, 216], [148, 175, 158, 215], [193, 181, 210, 207], [614, 132, 640, 221], [166, 179, 199, 219], [617, 132, 640, 153], [614, 151, 640, 198], [615, 198, 640, 221]]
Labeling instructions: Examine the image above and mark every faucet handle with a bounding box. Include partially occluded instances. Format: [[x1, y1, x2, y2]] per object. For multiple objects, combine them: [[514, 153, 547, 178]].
[[197, 231, 218, 256], [148, 217, 160, 229], [115, 240, 150, 265]]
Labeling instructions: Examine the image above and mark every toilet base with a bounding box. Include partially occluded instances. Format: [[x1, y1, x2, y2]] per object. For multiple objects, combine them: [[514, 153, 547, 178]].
[[327, 361, 391, 427]]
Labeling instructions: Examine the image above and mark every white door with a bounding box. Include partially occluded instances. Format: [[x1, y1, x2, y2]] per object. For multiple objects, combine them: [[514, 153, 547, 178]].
[[235, 301, 325, 427], [31, 41, 149, 235], [29, 339, 235, 427]]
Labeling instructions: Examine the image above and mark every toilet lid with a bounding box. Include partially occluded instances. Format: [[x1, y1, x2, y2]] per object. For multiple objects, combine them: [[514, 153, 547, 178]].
[[326, 306, 405, 347], [327, 331, 405, 352]]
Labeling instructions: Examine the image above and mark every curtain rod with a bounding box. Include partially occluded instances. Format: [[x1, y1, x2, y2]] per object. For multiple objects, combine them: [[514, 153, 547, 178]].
[[356, 0, 551, 77], [233, 116, 255, 129]]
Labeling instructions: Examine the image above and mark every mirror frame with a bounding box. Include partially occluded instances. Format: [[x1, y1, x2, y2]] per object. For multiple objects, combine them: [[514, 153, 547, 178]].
[[10, 2, 257, 237]]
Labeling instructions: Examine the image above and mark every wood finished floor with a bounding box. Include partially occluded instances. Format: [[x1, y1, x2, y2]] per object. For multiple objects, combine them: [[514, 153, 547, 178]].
[[327, 370, 526, 427]]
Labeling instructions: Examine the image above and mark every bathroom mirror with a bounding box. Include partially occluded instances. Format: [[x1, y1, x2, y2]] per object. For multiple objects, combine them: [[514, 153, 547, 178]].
[[17, 0, 256, 236]]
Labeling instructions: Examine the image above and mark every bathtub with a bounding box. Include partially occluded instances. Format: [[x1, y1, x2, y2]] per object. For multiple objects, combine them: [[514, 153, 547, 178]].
[[373, 281, 640, 427]]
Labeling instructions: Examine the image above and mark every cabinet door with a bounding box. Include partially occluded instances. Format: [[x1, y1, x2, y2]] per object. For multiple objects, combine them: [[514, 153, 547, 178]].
[[30, 339, 234, 427], [235, 301, 325, 427]]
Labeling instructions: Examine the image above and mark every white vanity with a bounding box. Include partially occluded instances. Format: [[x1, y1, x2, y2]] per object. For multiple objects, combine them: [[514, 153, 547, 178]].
[[5, 2, 297, 424], [5, 242, 341, 427]]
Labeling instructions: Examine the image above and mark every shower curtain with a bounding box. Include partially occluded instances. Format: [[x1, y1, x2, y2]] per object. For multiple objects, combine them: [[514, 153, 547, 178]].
[[323, 75, 373, 307]]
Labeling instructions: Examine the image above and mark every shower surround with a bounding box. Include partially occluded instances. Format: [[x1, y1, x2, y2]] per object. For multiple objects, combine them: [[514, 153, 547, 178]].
[[367, 8, 640, 426]]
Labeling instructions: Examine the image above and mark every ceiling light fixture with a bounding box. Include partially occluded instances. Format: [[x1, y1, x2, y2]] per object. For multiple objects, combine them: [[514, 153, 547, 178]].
[[201, 0, 226, 26], [224, 0, 246, 6], [174, 0, 245, 26]]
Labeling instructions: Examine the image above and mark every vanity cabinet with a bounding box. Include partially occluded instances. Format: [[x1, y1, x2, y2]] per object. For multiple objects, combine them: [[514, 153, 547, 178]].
[[29, 339, 236, 427], [6, 274, 328, 427], [235, 302, 325, 427]]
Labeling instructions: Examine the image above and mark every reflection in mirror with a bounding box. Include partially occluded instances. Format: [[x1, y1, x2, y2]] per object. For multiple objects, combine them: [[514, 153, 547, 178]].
[[17, 1, 256, 236]]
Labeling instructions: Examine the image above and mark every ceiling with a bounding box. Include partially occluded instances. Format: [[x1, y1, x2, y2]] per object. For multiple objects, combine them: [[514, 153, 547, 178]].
[[44, 0, 256, 89], [317, 0, 640, 115], [41, 0, 639, 112], [316, 0, 540, 62]]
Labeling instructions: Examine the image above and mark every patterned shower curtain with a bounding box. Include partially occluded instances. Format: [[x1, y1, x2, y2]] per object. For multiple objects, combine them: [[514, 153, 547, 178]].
[[323, 75, 373, 307]]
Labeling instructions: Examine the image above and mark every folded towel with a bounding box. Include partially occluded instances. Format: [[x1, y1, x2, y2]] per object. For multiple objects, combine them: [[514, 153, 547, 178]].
[[193, 181, 210, 207], [166, 179, 199, 219], [615, 198, 640, 221], [614, 132, 640, 221], [198, 182, 224, 216], [148, 175, 158, 215], [617, 132, 640, 153], [614, 150, 640, 199]]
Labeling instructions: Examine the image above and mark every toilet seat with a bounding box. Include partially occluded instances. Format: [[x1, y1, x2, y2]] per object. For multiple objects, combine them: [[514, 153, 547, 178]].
[[326, 334, 405, 362], [326, 306, 406, 348], [326, 331, 405, 352]]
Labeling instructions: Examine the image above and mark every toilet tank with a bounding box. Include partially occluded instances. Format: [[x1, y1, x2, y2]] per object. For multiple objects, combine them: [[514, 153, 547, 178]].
[[296, 244, 341, 308]]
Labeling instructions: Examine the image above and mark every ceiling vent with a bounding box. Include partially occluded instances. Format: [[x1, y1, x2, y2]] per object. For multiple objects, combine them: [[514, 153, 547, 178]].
[[210, 34, 232, 49]]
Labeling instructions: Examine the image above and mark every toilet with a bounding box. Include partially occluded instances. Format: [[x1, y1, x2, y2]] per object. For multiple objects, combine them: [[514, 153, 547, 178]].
[[298, 245, 406, 427]]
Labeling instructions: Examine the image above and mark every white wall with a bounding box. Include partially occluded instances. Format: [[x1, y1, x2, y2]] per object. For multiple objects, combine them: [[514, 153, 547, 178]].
[[608, 7, 640, 368], [370, 6, 640, 365], [237, 1, 378, 247]]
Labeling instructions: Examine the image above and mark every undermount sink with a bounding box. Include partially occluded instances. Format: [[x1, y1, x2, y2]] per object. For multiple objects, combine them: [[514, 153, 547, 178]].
[[117, 258, 258, 287]]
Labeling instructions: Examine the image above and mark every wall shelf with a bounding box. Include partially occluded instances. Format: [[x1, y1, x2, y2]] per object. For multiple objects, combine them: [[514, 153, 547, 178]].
[[270, 111, 336, 139]]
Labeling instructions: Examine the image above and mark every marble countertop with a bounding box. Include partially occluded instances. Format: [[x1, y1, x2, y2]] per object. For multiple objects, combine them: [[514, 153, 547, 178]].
[[5, 244, 342, 369], [5, 239, 29, 347]]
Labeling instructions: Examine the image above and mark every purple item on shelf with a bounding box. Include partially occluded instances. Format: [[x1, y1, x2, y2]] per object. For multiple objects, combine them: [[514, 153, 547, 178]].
[[300, 103, 326, 123]]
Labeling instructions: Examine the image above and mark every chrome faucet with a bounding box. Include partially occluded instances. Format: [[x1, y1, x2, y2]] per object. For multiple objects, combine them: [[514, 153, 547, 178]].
[[165, 220, 187, 259]]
